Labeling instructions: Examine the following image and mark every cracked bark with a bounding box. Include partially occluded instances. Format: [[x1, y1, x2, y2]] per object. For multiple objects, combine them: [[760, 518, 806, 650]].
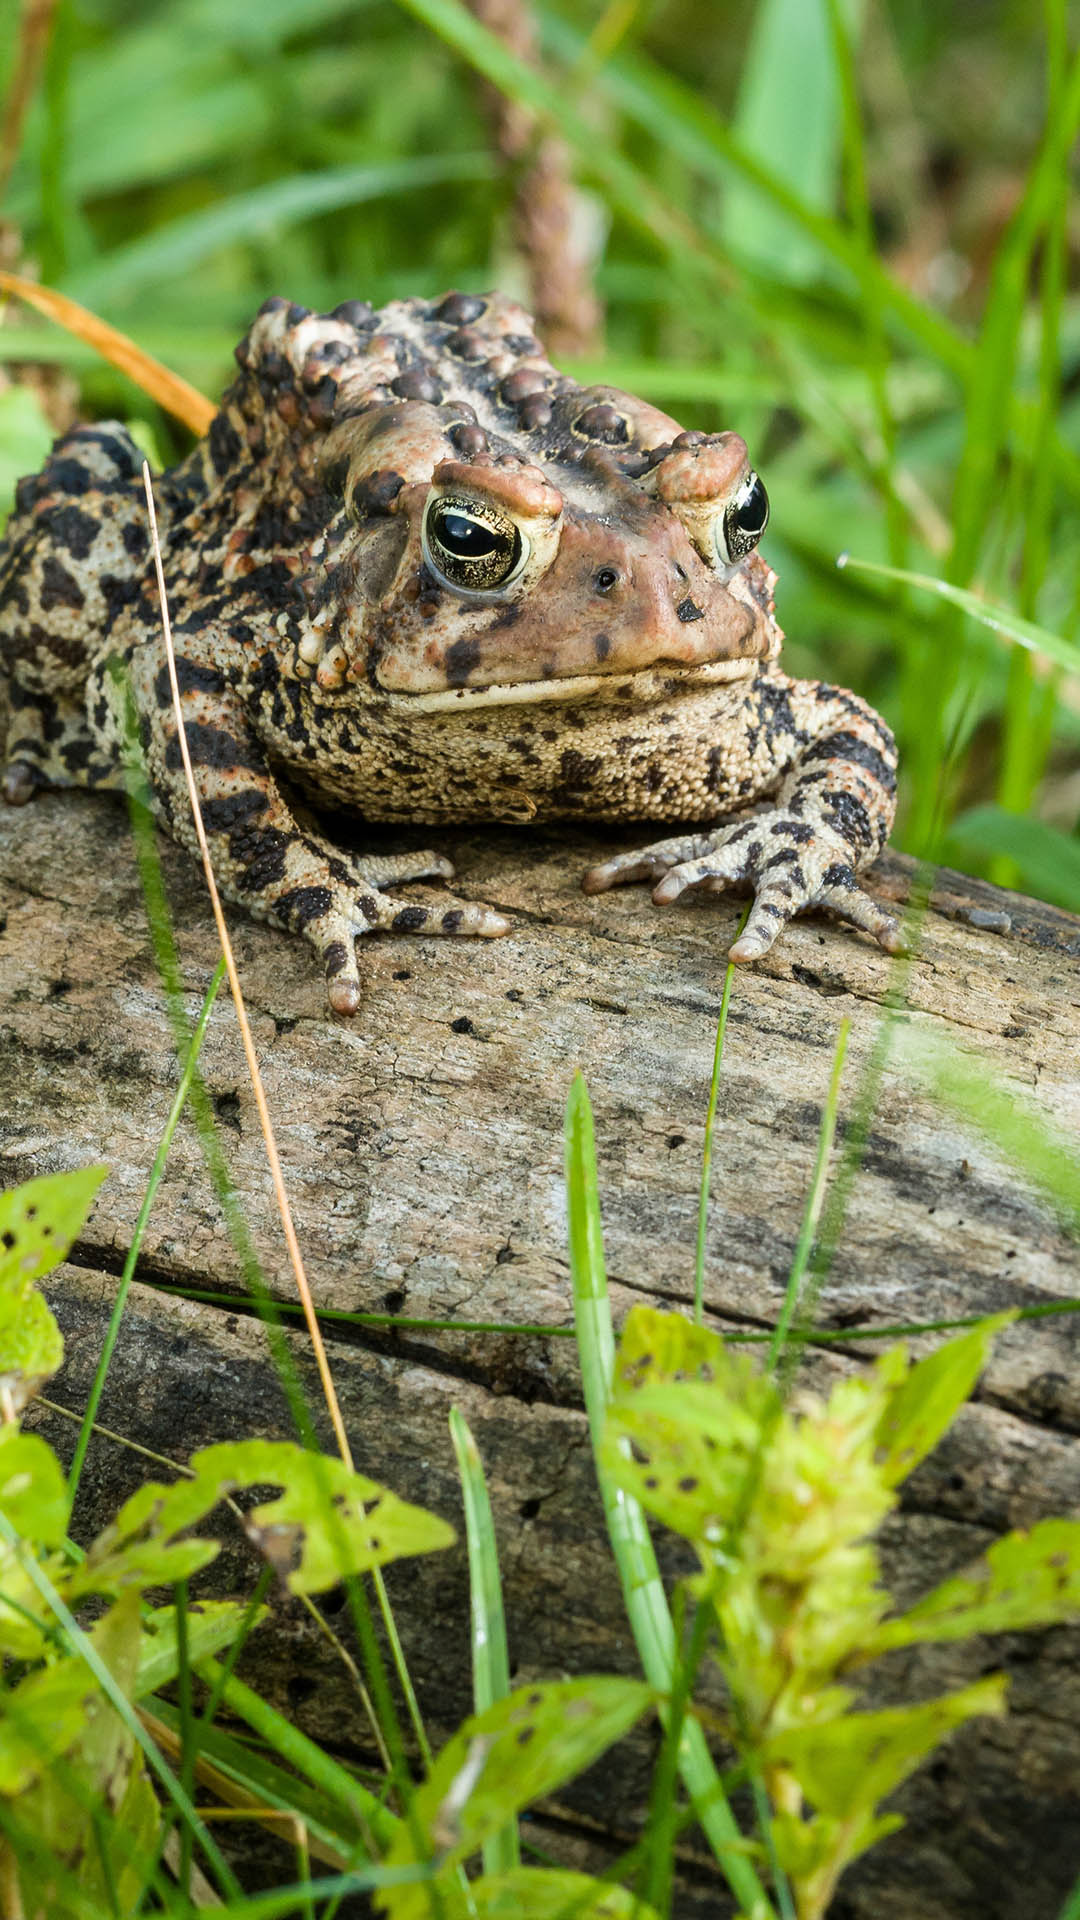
[[2, 789, 1079, 1919]]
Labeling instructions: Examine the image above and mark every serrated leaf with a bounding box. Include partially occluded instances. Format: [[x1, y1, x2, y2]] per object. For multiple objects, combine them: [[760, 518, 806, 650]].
[[763, 1677, 1006, 1817], [870, 1519, 1080, 1652], [601, 1304, 778, 1546], [70, 1438, 454, 1600], [377, 1678, 654, 1918], [874, 1315, 1013, 1488], [468, 1867, 662, 1918], [134, 1600, 264, 1696]]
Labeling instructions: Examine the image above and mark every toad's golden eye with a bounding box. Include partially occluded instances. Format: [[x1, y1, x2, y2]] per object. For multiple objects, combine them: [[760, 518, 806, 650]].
[[423, 495, 526, 592], [719, 471, 769, 565]]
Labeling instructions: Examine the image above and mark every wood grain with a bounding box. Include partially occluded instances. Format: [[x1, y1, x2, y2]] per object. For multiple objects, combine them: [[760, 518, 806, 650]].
[[2, 786, 1078, 1917]]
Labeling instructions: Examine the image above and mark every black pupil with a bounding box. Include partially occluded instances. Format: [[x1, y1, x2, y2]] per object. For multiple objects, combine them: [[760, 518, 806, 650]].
[[437, 511, 498, 557], [729, 476, 768, 536]]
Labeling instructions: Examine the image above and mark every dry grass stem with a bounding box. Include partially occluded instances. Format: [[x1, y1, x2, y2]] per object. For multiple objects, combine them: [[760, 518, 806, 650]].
[[140, 463, 354, 1472]]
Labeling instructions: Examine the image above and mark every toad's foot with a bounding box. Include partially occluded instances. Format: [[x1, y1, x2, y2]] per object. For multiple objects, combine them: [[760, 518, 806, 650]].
[[582, 812, 903, 962], [294, 880, 510, 1015]]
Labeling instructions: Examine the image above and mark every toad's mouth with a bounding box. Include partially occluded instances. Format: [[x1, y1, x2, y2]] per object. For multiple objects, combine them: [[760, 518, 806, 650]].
[[374, 654, 762, 714]]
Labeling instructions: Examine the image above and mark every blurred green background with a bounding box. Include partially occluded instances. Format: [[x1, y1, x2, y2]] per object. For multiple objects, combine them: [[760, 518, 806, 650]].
[[1, 0, 1078, 908]]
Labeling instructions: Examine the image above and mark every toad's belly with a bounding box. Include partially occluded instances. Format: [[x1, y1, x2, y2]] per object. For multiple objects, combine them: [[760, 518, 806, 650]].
[[259, 671, 794, 826]]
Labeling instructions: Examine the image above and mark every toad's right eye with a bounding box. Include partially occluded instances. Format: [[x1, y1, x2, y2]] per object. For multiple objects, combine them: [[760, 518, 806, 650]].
[[423, 495, 527, 593]]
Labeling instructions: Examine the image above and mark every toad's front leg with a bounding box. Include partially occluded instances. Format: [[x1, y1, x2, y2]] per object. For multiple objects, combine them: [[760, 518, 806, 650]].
[[583, 671, 903, 962], [120, 643, 508, 1013]]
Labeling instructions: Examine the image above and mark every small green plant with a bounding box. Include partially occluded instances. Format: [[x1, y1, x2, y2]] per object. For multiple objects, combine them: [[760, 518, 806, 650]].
[[566, 1070, 1080, 1920]]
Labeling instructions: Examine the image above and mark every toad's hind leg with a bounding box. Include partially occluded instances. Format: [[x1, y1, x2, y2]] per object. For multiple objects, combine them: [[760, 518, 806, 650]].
[[1, 421, 150, 802]]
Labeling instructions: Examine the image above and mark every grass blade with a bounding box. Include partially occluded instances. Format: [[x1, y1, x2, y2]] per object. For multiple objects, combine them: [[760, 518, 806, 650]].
[[564, 1072, 775, 1920], [836, 554, 1080, 676], [448, 1405, 519, 1877]]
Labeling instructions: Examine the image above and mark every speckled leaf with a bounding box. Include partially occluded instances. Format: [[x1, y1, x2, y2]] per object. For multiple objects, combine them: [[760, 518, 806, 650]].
[[70, 1437, 454, 1600], [0, 1168, 106, 1410], [870, 1519, 1080, 1651], [468, 1867, 662, 1918], [763, 1677, 1006, 1817], [874, 1315, 1014, 1488], [377, 1678, 654, 1918], [601, 1304, 778, 1544], [0, 1167, 108, 1294]]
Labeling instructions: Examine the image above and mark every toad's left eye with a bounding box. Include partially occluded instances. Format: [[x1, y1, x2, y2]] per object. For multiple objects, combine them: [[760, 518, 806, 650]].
[[719, 472, 769, 565], [423, 495, 526, 593]]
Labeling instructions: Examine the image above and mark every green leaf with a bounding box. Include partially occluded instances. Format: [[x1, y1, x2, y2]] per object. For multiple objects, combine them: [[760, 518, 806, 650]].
[[70, 1438, 454, 1600], [134, 1600, 264, 1696], [0, 386, 55, 527], [0, 1165, 107, 1292], [836, 555, 1080, 677], [871, 1519, 1080, 1652], [468, 1868, 662, 1918], [721, 0, 854, 282], [377, 1678, 654, 1917], [601, 1303, 779, 1544], [948, 806, 1080, 915], [0, 1427, 68, 1545], [874, 1315, 1014, 1488], [763, 1677, 1006, 1816], [0, 1660, 99, 1794]]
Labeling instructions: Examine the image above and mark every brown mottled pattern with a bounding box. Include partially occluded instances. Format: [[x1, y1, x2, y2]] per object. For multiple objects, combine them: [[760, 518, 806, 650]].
[[0, 290, 900, 1010]]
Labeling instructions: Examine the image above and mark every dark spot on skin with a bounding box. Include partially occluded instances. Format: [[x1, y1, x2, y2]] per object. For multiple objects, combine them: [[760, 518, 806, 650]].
[[445, 327, 487, 360], [357, 894, 379, 922], [445, 637, 482, 687], [822, 863, 857, 890], [231, 826, 290, 892], [258, 295, 291, 316], [209, 413, 242, 477], [762, 847, 801, 871], [249, 651, 280, 696], [823, 788, 873, 851], [352, 469, 405, 516], [442, 910, 464, 931], [39, 555, 85, 611], [121, 520, 147, 558], [392, 907, 429, 932], [519, 395, 552, 431], [276, 885, 333, 928], [153, 658, 227, 706], [559, 748, 602, 790], [164, 723, 266, 774], [47, 503, 98, 561], [433, 291, 488, 326], [786, 821, 815, 844], [286, 302, 311, 326], [490, 601, 522, 629], [330, 299, 376, 328], [200, 789, 269, 832], [392, 368, 445, 404], [573, 402, 630, 444], [448, 421, 488, 459], [501, 368, 547, 406], [676, 598, 704, 623], [804, 730, 896, 794], [593, 632, 611, 660], [505, 333, 541, 355]]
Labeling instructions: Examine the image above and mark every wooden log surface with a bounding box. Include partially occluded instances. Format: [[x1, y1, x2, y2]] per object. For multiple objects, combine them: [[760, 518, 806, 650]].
[[2, 784, 1079, 1917]]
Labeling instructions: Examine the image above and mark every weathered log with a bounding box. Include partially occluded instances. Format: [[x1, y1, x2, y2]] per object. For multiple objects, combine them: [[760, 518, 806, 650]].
[[2, 785, 1078, 1918]]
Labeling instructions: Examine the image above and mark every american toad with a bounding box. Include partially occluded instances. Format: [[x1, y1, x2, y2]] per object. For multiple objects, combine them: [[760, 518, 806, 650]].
[[0, 291, 900, 1012]]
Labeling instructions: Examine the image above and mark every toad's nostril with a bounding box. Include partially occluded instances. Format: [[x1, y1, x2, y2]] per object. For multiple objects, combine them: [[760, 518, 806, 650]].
[[593, 567, 619, 594]]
